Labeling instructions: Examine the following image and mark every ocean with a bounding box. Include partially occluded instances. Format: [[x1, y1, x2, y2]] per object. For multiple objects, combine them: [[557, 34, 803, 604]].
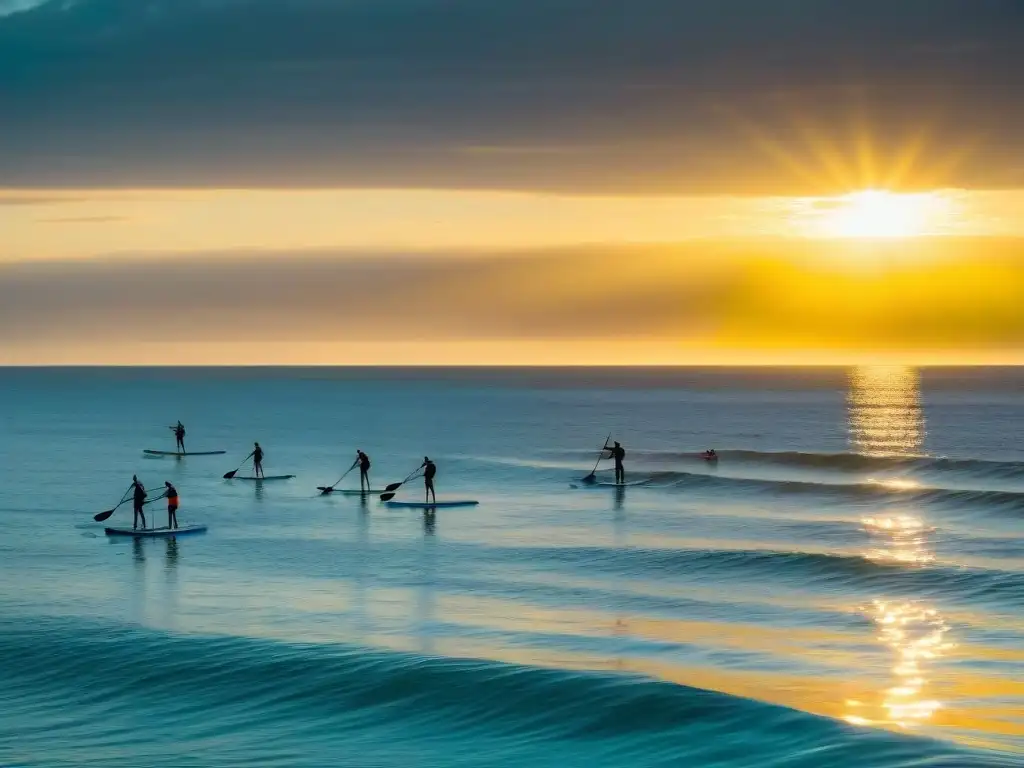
[[0, 366, 1021, 767]]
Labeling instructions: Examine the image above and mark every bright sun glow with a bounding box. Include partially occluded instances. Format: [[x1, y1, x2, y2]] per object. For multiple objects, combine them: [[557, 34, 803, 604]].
[[799, 189, 954, 239]]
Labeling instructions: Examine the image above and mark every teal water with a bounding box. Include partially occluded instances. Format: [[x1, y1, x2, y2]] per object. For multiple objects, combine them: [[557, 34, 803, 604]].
[[1, 367, 1022, 767]]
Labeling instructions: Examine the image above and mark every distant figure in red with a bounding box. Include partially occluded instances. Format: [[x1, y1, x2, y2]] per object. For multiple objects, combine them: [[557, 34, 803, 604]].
[[164, 481, 179, 529]]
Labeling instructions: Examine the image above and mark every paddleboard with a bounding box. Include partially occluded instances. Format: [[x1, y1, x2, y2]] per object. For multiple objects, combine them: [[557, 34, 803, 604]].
[[143, 450, 226, 456], [233, 475, 295, 481], [594, 479, 651, 487], [105, 524, 207, 537], [385, 500, 479, 509], [317, 487, 386, 495]]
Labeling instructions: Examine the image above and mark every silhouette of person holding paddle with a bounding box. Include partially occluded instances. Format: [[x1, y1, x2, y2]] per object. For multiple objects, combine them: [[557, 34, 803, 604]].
[[604, 442, 626, 484], [247, 442, 264, 478], [170, 421, 186, 453], [421, 456, 437, 504], [357, 450, 372, 491], [131, 475, 147, 530]]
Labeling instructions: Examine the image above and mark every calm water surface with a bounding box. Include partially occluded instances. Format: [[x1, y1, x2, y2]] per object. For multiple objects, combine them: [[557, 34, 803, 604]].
[[1, 367, 1022, 767]]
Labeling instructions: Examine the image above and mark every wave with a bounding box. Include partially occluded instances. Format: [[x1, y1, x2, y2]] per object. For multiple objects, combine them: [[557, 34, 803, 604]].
[[0, 617, 1014, 768], [522, 545, 1024, 608], [633, 449, 1024, 480], [645, 470, 1024, 512], [499, 449, 1024, 489]]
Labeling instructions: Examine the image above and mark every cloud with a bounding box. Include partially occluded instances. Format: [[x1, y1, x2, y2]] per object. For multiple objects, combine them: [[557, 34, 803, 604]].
[[38, 215, 128, 223], [0, 195, 90, 205], [1, 0, 1022, 193], [1, 240, 1022, 358]]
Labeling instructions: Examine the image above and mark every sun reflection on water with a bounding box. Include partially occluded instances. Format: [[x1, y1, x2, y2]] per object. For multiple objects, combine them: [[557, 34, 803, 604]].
[[848, 366, 924, 457], [845, 366, 953, 731], [845, 599, 954, 729], [862, 514, 934, 566]]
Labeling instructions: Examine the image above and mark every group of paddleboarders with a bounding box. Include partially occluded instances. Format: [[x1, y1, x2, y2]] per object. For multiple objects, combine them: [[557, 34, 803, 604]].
[[342, 451, 435, 501], [130, 475, 179, 530]]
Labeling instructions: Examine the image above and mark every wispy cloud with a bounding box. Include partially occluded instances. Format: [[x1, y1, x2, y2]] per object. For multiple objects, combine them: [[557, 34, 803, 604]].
[[0, 195, 90, 206], [39, 215, 128, 223], [1, 241, 1021, 360]]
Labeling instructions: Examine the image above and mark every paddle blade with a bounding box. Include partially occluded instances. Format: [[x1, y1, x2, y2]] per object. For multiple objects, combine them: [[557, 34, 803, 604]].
[[384, 482, 403, 492], [94, 508, 116, 522], [318, 486, 334, 494], [223, 470, 238, 479], [379, 492, 396, 502], [580, 474, 597, 485]]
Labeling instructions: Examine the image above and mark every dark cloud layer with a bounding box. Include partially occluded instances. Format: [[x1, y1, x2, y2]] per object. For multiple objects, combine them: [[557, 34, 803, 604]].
[[2, 0, 1023, 193]]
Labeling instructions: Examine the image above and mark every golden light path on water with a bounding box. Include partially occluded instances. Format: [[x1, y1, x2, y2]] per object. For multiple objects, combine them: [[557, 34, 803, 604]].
[[844, 366, 954, 732], [847, 366, 925, 458]]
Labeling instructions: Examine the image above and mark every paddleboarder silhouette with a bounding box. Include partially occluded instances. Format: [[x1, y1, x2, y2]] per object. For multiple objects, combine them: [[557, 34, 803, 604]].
[[131, 475, 147, 530], [170, 421, 186, 453], [247, 442, 265, 478], [604, 442, 626, 484], [357, 450, 372, 491], [164, 481, 179, 529], [421, 456, 437, 503]]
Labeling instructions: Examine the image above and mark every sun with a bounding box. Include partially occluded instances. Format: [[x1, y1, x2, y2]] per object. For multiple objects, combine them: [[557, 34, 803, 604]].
[[799, 189, 953, 239]]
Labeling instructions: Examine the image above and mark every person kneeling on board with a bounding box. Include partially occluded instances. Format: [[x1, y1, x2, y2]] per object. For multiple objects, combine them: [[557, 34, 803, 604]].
[[164, 481, 179, 529], [605, 441, 626, 484], [357, 450, 372, 491], [421, 456, 437, 504], [132, 475, 147, 530]]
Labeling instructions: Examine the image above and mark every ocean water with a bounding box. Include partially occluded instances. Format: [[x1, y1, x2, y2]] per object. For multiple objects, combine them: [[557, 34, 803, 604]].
[[1, 366, 1022, 768]]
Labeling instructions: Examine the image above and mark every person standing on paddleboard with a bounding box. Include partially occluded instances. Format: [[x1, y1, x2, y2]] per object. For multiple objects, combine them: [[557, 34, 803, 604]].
[[247, 442, 265, 478], [421, 456, 437, 504], [356, 450, 371, 491], [164, 481, 179, 529], [604, 442, 626, 484], [131, 475, 148, 530], [170, 421, 186, 453]]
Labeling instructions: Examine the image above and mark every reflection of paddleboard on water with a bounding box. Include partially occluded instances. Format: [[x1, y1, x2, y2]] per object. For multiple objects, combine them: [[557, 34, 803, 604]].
[[143, 450, 226, 456], [385, 500, 479, 509], [570, 478, 652, 489], [318, 487, 387, 495], [105, 524, 207, 538]]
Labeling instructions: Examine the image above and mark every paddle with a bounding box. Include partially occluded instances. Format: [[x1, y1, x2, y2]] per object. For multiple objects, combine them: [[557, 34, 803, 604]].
[[379, 465, 424, 502], [582, 434, 611, 483], [318, 459, 358, 494], [223, 454, 252, 479], [93, 483, 136, 522]]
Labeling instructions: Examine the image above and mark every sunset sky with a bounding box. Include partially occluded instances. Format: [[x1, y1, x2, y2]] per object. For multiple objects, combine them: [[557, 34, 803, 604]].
[[2, 0, 1023, 365]]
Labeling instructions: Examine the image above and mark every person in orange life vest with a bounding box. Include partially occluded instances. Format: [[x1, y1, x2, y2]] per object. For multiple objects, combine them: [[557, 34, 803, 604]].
[[164, 481, 179, 529]]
